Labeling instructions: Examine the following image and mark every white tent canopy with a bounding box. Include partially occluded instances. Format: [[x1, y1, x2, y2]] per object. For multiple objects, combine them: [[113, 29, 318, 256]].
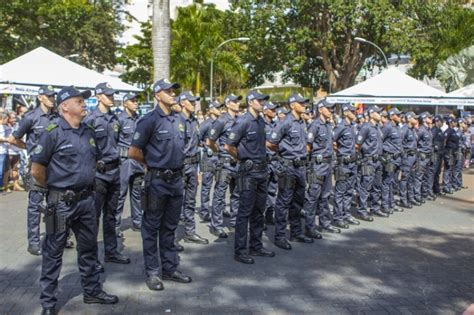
[[326, 68, 474, 106], [448, 84, 474, 97], [0, 47, 141, 94]]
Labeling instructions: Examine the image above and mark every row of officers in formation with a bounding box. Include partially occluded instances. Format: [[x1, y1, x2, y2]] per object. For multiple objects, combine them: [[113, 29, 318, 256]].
[[7, 80, 470, 315]]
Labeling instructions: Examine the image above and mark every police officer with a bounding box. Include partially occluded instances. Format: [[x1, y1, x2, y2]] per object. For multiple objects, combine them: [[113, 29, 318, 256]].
[[116, 93, 144, 234], [453, 118, 467, 191], [428, 115, 445, 197], [31, 86, 118, 315], [442, 117, 459, 194], [226, 90, 275, 264], [333, 103, 361, 227], [84, 82, 130, 270], [397, 112, 420, 208], [303, 100, 336, 236], [8, 85, 75, 255], [263, 100, 278, 226], [276, 107, 289, 122], [356, 105, 389, 220], [380, 108, 404, 213], [414, 112, 434, 202], [129, 78, 192, 291], [268, 93, 314, 250], [177, 91, 209, 245], [198, 101, 222, 222], [207, 94, 242, 238]]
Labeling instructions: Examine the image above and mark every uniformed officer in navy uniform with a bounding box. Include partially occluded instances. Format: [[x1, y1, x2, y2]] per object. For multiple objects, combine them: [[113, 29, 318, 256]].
[[453, 118, 467, 191], [31, 86, 118, 315], [429, 115, 445, 196], [276, 107, 289, 122], [333, 103, 361, 227], [84, 82, 130, 271], [207, 94, 242, 238], [442, 117, 459, 194], [414, 112, 434, 202], [356, 105, 389, 220], [129, 78, 192, 291], [381, 108, 404, 212], [304, 99, 338, 236], [397, 112, 421, 208], [116, 93, 144, 234], [226, 90, 275, 264], [198, 100, 222, 222], [177, 91, 209, 245], [268, 93, 314, 250], [262, 100, 278, 226], [8, 85, 75, 255]]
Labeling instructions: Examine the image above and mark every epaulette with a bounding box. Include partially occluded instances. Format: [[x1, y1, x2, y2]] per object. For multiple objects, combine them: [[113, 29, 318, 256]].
[[45, 123, 58, 132]]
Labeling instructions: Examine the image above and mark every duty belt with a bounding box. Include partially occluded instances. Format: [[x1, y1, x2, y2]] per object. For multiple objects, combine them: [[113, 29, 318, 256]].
[[337, 154, 358, 164], [149, 168, 183, 181], [119, 147, 129, 158], [404, 149, 417, 156], [48, 186, 94, 204], [219, 156, 237, 166], [97, 159, 120, 173], [361, 154, 379, 162], [280, 157, 307, 167], [239, 160, 268, 172], [310, 155, 332, 164], [385, 152, 401, 159], [418, 152, 432, 160], [184, 155, 199, 164]]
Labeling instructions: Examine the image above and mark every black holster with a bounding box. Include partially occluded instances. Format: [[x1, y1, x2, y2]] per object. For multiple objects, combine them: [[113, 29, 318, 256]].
[[278, 176, 296, 190], [360, 164, 374, 176], [216, 168, 231, 183], [237, 176, 257, 192], [41, 204, 66, 235], [334, 167, 348, 181], [141, 173, 150, 212], [307, 171, 324, 185]]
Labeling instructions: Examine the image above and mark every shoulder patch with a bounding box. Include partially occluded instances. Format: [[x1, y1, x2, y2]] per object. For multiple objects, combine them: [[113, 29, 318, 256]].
[[45, 124, 58, 132]]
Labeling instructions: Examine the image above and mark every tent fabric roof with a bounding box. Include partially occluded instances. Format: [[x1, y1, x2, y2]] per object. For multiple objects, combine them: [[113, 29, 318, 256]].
[[0, 47, 141, 92], [448, 84, 474, 97], [331, 68, 446, 97], [326, 68, 474, 106]]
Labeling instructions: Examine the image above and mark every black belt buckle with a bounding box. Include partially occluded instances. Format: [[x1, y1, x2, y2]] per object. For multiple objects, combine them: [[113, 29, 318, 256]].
[[163, 169, 174, 181], [63, 190, 76, 206]]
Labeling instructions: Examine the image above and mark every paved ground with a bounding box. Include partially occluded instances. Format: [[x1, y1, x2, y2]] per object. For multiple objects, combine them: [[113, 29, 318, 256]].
[[1, 169, 473, 315]]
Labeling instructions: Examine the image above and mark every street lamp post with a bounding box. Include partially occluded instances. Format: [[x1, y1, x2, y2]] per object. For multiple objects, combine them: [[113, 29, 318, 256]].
[[354, 37, 389, 69], [210, 37, 250, 101]]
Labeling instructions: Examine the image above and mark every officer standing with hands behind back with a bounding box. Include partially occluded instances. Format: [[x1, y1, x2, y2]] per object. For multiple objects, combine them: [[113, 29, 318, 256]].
[[225, 90, 275, 264], [31, 86, 119, 315], [84, 82, 130, 273], [129, 79, 192, 292]]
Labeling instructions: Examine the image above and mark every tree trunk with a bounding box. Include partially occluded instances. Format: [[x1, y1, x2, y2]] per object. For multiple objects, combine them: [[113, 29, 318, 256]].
[[152, 0, 171, 81]]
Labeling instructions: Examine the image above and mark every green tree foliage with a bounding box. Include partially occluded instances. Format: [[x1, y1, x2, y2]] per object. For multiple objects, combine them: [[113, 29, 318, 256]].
[[436, 46, 474, 92], [119, 3, 247, 98], [0, 0, 125, 71], [230, 0, 474, 92]]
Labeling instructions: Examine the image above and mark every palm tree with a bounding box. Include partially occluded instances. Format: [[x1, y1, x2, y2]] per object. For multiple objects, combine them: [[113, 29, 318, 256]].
[[436, 45, 474, 92], [152, 0, 171, 81]]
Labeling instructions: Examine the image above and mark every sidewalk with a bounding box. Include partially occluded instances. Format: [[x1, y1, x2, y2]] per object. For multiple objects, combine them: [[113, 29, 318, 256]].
[[0, 169, 473, 314]]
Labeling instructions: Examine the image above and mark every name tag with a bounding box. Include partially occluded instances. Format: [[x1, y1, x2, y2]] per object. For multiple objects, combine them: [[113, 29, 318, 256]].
[[158, 130, 169, 134], [59, 144, 73, 150], [95, 128, 105, 132]]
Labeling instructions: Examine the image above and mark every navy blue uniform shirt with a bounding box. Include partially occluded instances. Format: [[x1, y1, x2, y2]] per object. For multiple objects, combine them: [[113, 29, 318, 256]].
[[31, 117, 101, 190], [357, 121, 381, 156], [307, 117, 333, 158], [382, 121, 402, 154], [227, 111, 266, 162], [334, 119, 356, 157], [417, 125, 433, 154], [182, 113, 200, 157], [131, 106, 186, 170], [208, 112, 236, 158], [431, 126, 445, 153], [269, 113, 307, 160], [264, 117, 277, 157], [13, 106, 57, 154], [444, 127, 459, 150], [199, 117, 214, 147], [84, 108, 120, 163], [401, 124, 417, 151], [117, 110, 139, 148]]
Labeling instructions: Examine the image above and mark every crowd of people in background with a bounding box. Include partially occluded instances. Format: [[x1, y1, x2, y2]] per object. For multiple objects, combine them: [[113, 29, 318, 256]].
[[0, 104, 29, 192]]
